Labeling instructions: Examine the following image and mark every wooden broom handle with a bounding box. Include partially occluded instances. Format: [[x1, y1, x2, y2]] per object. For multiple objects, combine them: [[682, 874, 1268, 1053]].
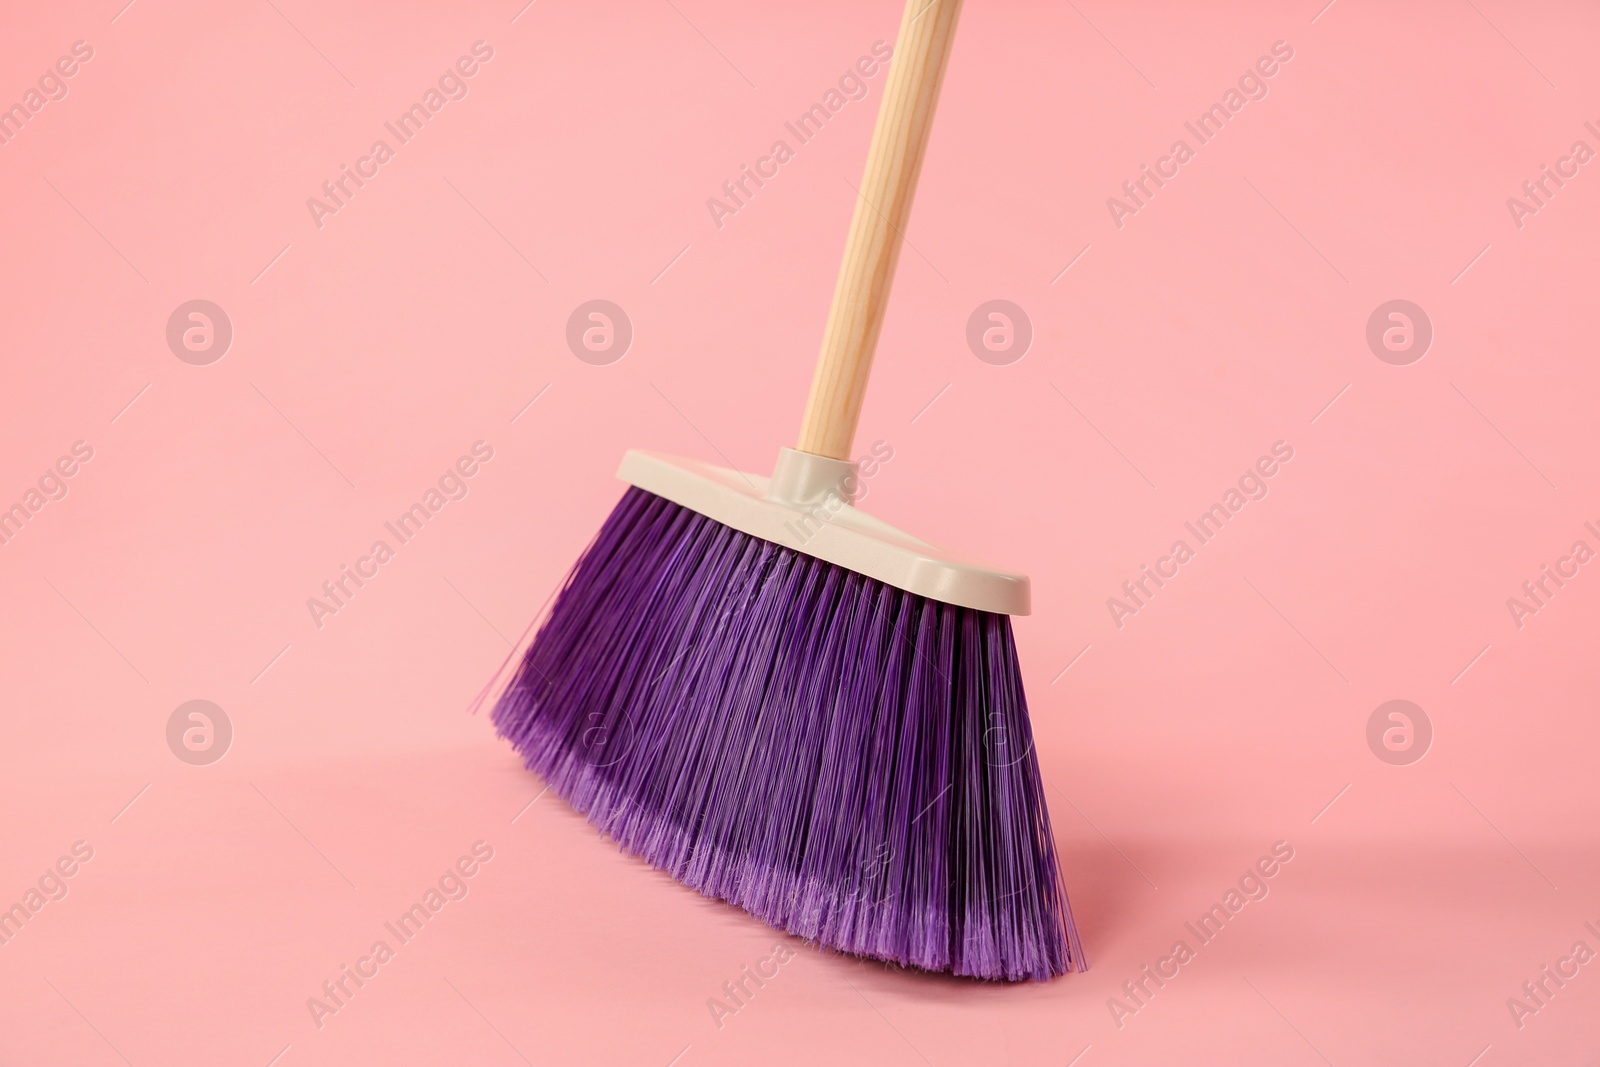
[[795, 0, 963, 460]]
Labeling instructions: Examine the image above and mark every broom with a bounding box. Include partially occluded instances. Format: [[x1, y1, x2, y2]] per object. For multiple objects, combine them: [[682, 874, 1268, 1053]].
[[491, 0, 1083, 981]]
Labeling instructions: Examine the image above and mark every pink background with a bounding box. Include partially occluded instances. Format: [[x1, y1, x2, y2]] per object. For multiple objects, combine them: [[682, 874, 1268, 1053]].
[[3, 0, 1598, 1063]]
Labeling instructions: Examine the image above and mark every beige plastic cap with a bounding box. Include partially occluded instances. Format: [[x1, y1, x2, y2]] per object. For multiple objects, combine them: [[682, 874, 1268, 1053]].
[[616, 448, 1030, 616]]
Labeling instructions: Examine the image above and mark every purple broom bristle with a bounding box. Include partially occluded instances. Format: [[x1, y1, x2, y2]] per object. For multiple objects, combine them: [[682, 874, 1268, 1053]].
[[491, 487, 1085, 981]]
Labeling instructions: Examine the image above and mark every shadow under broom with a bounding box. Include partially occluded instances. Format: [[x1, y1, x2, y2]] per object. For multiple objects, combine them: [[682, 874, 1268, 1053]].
[[491, 0, 1084, 981]]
